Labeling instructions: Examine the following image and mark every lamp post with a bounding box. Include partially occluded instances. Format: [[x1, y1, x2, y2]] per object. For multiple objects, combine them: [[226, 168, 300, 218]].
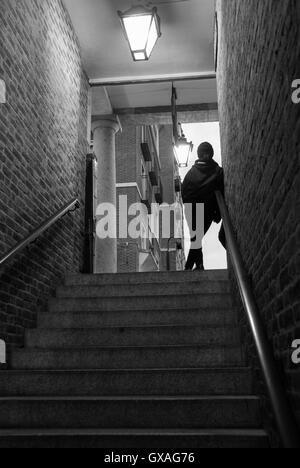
[[118, 5, 162, 61]]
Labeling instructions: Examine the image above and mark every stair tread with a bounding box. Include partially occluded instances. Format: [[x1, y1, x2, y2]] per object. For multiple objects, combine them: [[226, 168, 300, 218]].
[[13, 343, 242, 351], [0, 367, 252, 374], [41, 307, 234, 312], [51, 293, 231, 299], [0, 428, 267, 436], [30, 324, 239, 331], [26, 325, 241, 348], [61, 281, 230, 286], [65, 270, 229, 284], [49, 294, 233, 312], [57, 285, 230, 297], [58, 282, 230, 288], [38, 308, 238, 329], [39, 309, 236, 320], [0, 395, 259, 401]]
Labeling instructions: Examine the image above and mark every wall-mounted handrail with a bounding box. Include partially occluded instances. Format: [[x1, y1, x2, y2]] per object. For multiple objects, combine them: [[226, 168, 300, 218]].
[[0, 198, 80, 268], [215, 191, 300, 448]]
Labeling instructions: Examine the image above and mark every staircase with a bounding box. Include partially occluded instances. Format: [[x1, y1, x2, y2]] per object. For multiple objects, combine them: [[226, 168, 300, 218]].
[[0, 270, 269, 448]]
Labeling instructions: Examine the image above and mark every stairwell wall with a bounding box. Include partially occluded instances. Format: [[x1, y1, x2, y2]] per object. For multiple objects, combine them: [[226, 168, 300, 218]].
[[0, 0, 89, 347], [216, 0, 300, 442]]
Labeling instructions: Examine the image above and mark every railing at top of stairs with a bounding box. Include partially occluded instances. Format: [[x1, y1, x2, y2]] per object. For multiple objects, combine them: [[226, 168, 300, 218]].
[[215, 190, 300, 448], [0, 198, 80, 268]]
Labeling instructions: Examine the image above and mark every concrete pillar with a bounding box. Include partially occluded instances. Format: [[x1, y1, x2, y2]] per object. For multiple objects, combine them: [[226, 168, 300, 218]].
[[92, 115, 121, 273]]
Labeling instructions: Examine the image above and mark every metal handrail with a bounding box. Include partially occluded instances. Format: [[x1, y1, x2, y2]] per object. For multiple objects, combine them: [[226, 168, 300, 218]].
[[215, 191, 300, 448], [0, 198, 80, 268]]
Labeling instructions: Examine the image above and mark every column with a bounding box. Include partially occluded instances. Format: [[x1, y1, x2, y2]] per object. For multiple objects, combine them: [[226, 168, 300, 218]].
[[92, 115, 121, 273]]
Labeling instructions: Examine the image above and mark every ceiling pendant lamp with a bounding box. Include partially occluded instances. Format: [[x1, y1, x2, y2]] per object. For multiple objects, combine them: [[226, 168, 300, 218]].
[[118, 5, 162, 61]]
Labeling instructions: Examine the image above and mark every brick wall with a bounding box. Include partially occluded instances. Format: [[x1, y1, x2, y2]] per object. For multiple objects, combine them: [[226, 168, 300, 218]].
[[116, 125, 139, 272], [159, 125, 176, 205], [116, 125, 138, 185], [216, 0, 300, 443], [0, 0, 89, 347], [117, 186, 140, 273]]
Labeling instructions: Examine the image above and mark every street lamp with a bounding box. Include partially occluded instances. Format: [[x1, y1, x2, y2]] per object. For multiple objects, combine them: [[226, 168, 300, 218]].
[[118, 5, 162, 61], [173, 123, 193, 168], [171, 86, 193, 167]]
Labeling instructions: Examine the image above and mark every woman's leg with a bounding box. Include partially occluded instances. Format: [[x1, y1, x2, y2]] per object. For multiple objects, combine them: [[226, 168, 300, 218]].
[[185, 237, 203, 270], [185, 203, 204, 270]]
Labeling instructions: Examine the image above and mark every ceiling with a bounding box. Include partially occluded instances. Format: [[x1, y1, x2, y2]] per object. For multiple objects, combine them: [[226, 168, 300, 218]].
[[63, 0, 217, 111], [107, 79, 217, 109]]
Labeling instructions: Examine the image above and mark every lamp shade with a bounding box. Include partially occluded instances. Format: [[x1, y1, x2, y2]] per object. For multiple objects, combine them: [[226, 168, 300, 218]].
[[173, 139, 193, 168], [118, 6, 161, 61]]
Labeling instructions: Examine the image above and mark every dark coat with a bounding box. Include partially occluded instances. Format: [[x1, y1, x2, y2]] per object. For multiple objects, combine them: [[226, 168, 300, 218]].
[[182, 160, 224, 222], [182, 160, 224, 204]]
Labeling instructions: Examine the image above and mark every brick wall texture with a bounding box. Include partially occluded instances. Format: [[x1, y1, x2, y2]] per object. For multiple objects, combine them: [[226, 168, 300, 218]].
[[117, 186, 140, 273], [0, 0, 89, 347], [116, 125, 138, 185], [116, 125, 140, 272], [216, 0, 300, 442]]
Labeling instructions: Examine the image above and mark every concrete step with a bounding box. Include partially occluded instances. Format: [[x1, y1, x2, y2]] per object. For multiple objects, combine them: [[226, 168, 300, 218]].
[[56, 281, 230, 299], [0, 368, 253, 397], [0, 396, 262, 429], [10, 345, 245, 370], [65, 270, 229, 287], [25, 325, 241, 348], [48, 294, 232, 313], [0, 428, 269, 448], [38, 308, 237, 329]]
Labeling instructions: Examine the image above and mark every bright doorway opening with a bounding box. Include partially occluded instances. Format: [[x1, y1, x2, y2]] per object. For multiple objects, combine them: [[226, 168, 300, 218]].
[[179, 122, 227, 271]]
